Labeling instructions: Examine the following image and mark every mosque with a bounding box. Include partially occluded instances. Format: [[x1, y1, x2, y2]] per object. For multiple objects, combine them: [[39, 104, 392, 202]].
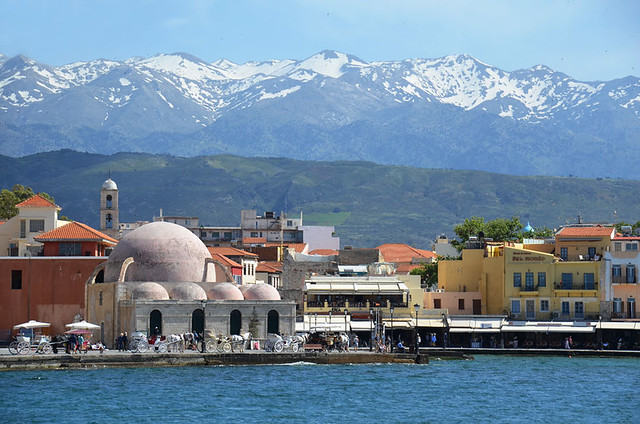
[[86, 178, 296, 347]]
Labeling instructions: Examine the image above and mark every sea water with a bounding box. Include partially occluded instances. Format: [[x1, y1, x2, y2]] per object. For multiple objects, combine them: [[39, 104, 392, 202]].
[[0, 356, 638, 423]]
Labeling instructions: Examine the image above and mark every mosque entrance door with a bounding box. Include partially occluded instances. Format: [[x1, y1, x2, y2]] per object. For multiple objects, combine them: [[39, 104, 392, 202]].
[[192, 309, 204, 335], [150, 310, 162, 336], [267, 310, 279, 334], [230, 310, 242, 335]]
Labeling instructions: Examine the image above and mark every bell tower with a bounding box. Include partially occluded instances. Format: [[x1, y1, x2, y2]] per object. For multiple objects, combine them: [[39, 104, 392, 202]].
[[100, 175, 120, 239]]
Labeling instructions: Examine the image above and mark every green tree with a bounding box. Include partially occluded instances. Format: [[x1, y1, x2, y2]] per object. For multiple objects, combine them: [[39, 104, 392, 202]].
[[410, 261, 439, 289], [484, 216, 524, 241], [0, 185, 55, 219]]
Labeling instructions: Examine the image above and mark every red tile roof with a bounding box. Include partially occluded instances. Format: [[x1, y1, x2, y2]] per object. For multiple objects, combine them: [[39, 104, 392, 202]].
[[34, 221, 118, 244], [208, 246, 258, 258], [15, 194, 60, 209], [557, 226, 615, 238], [243, 237, 267, 244], [309, 249, 339, 256], [210, 253, 241, 268], [376, 243, 437, 263], [257, 261, 283, 273]]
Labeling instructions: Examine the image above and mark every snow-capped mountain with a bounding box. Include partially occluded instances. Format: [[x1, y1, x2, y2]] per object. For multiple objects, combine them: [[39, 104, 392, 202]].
[[1, 50, 639, 178]]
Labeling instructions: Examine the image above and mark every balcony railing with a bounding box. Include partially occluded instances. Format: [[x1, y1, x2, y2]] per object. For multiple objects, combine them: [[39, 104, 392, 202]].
[[553, 282, 598, 290], [612, 276, 637, 284]]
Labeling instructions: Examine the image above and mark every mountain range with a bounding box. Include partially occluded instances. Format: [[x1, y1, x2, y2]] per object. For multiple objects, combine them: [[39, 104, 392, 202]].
[[1, 50, 639, 179]]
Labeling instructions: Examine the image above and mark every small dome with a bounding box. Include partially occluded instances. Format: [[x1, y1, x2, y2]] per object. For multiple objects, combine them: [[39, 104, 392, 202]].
[[169, 282, 207, 301], [524, 221, 534, 232], [242, 283, 281, 300], [208, 282, 244, 300], [102, 178, 118, 190], [131, 282, 170, 300]]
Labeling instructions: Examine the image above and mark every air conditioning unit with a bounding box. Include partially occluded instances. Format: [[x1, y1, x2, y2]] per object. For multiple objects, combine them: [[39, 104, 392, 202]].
[[552, 312, 559, 318]]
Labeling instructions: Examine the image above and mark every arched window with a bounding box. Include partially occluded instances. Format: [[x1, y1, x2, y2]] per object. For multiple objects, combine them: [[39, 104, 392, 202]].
[[230, 310, 242, 335], [106, 194, 113, 209], [150, 310, 162, 336], [267, 310, 279, 334], [192, 308, 204, 335], [106, 213, 113, 229]]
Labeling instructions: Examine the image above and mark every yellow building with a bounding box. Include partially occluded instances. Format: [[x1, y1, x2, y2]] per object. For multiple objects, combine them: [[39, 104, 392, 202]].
[[439, 242, 601, 321]]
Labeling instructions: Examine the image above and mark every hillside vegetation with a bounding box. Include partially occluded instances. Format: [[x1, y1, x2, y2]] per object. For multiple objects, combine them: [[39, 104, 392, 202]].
[[1, 150, 638, 247]]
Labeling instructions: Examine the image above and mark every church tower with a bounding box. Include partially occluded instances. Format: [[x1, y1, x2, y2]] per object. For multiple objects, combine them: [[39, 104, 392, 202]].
[[100, 177, 120, 239]]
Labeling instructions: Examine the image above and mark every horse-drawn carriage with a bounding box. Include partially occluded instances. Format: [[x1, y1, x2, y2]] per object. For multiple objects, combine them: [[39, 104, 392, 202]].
[[128, 331, 150, 353], [264, 333, 302, 353], [9, 321, 53, 355], [303, 331, 349, 352]]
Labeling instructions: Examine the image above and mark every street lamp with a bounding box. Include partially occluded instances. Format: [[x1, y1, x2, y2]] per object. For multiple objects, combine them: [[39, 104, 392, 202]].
[[442, 313, 447, 350], [369, 308, 374, 351], [329, 311, 332, 330], [598, 315, 602, 350], [314, 312, 317, 331], [414, 303, 420, 351], [344, 309, 348, 333], [201, 300, 207, 353], [390, 306, 394, 353]]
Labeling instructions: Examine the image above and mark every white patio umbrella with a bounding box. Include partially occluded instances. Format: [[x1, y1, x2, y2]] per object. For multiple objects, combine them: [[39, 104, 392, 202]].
[[13, 320, 51, 329], [65, 320, 100, 330]]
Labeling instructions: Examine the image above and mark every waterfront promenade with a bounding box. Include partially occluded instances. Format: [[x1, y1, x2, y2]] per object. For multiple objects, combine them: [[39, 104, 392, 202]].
[[2, 345, 639, 371]]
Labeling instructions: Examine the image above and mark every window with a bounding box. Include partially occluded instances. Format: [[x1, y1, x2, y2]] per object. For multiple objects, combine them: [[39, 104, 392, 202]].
[[540, 299, 550, 312], [511, 300, 521, 314], [106, 194, 112, 208], [250, 231, 259, 237], [584, 273, 595, 290], [185, 218, 190, 226], [627, 265, 636, 284], [99, 291, 103, 306], [612, 265, 622, 277], [525, 272, 534, 290], [11, 270, 22, 290], [513, 272, 522, 288], [106, 213, 112, 229], [614, 242, 621, 252], [575, 301, 584, 319], [200, 231, 206, 238], [561, 301, 570, 316], [525, 299, 535, 319], [561, 273, 573, 289], [613, 298, 623, 314], [19, 220, 26, 238], [212, 231, 220, 238], [434, 299, 441, 309], [538, 272, 546, 287], [59, 243, 81, 256], [29, 219, 45, 232], [287, 220, 293, 227], [588, 247, 596, 259], [560, 247, 568, 260], [458, 299, 465, 310], [626, 243, 638, 251], [224, 232, 232, 239]]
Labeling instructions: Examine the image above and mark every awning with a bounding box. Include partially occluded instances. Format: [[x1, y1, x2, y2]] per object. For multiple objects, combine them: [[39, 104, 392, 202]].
[[349, 321, 375, 331], [501, 325, 595, 333], [599, 322, 640, 330], [449, 327, 501, 333], [382, 319, 413, 329]]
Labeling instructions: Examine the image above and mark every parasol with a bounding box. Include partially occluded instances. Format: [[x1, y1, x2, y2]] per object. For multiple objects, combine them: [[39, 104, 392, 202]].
[[13, 320, 51, 329], [65, 329, 94, 335], [65, 320, 100, 330]]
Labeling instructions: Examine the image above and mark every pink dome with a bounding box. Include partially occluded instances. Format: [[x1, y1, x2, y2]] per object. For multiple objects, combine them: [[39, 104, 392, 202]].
[[208, 282, 244, 300], [169, 282, 207, 301], [242, 283, 281, 300], [104, 222, 214, 283], [131, 282, 170, 300]]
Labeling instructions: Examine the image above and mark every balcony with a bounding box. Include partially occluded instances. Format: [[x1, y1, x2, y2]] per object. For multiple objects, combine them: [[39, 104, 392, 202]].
[[553, 282, 598, 291], [612, 276, 637, 284]]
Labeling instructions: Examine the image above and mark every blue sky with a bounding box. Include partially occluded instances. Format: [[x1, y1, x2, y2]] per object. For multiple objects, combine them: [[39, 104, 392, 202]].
[[1, 0, 638, 81]]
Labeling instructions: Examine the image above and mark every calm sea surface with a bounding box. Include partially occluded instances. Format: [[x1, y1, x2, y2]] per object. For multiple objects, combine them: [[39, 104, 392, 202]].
[[0, 356, 638, 423]]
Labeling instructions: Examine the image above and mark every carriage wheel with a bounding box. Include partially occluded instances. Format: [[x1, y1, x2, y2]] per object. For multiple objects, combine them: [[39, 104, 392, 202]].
[[205, 340, 215, 353], [222, 342, 232, 353], [274, 340, 284, 353], [17, 341, 30, 355], [291, 342, 299, 353], [41, 342, 52, 355], [129, 341, 137, 353], [157, 343, 167, 354], [8, 341, 18, 355], [137, 340, 149, 353]]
